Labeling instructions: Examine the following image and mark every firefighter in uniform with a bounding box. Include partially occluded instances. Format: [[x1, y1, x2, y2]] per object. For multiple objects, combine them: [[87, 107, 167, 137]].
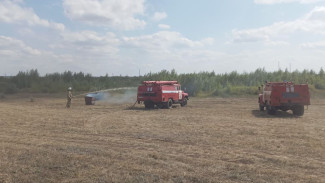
[[66, 87, 72, 108]]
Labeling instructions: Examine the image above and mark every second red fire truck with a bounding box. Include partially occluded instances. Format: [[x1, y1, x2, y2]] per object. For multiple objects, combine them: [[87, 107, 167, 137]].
[[258, 82, 310, 116], [137, 81, 189, 109]]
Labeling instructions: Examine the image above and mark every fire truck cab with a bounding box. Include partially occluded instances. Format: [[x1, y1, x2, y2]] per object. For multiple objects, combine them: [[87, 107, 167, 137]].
[[137, 81, 189, 109]]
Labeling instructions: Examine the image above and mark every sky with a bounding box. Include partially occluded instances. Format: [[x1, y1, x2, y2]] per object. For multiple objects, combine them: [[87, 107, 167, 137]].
[[1, 0, 325, 76]]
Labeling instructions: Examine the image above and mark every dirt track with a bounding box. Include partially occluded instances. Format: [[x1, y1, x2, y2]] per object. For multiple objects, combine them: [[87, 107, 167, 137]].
[[0, 95, 324, 182]]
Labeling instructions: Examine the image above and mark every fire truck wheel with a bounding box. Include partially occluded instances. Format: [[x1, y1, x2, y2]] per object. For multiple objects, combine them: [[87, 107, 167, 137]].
[[181, 98, 188, 107], [157, 103, 163, 109], [293, 105, 304, 116], [280, 107, 289, 112], [259, 104, 264, 111], [166, 99, 173, 109], [267, 106, 276, 115], [144, 101, 154, 109]]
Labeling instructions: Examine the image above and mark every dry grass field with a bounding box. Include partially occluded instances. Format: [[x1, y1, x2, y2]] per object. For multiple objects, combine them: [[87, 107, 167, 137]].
[[0, 94, 324, 183]]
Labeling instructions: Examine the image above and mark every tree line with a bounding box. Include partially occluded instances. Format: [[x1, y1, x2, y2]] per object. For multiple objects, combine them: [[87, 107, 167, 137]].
[[1, 68, 325, 97]]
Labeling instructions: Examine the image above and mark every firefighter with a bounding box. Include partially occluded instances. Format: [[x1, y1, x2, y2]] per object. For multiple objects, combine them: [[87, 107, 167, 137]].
[[66, 87, 72, 108]]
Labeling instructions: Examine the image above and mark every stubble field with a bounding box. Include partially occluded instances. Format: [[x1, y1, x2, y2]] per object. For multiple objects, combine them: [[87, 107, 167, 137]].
[[0, 94, 324, 183]]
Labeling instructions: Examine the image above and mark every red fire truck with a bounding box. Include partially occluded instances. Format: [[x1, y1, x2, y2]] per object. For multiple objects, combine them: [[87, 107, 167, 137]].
[[137, 81, 189, 109], [258, 82, 310, 116]]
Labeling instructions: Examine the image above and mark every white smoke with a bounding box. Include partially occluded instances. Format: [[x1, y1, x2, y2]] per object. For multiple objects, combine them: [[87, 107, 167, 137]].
[[93, 88, 137, 104]]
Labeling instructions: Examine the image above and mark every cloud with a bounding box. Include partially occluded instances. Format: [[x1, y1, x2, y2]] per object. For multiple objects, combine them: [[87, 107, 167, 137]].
[[231, 6, 325, 44], [305, 6, 325, 21], [301, 41, 325, 48], [119, 31, 219, 73], [255, 0, 325, 4], [0, 35, 119, 75], [0, 36, 63, 75], [51, 30, 120, 56], [63, 0, 146, 30], [123, 31, 214, 52], [0, 0, 65, 31], [152, 12, 167, 22], [158, 24, 170, 29], [0, 36, 42, 56]]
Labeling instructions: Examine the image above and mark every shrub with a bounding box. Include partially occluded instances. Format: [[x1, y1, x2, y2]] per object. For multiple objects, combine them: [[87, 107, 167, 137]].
[[4, 83, 18, 94], [314, 81, 325, 90]]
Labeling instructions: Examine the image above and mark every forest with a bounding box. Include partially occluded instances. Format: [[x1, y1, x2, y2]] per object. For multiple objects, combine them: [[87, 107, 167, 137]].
[[1, 68, 325, 97]]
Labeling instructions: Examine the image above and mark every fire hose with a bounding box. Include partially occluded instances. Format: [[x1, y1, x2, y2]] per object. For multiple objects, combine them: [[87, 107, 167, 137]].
[[125, 100, 138, 110]]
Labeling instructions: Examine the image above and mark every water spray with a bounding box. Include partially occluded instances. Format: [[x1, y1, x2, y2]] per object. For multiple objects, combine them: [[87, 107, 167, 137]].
[[73, 87, 137, 98], [72, 87, 139, 108]]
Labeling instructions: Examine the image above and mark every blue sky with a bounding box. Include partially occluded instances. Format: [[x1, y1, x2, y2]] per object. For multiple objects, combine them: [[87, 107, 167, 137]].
[[1, 0, 325, 76]]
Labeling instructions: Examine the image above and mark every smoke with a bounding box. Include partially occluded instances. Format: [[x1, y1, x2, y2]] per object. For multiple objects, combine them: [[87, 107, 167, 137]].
[[86, 87, 137, 104]]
